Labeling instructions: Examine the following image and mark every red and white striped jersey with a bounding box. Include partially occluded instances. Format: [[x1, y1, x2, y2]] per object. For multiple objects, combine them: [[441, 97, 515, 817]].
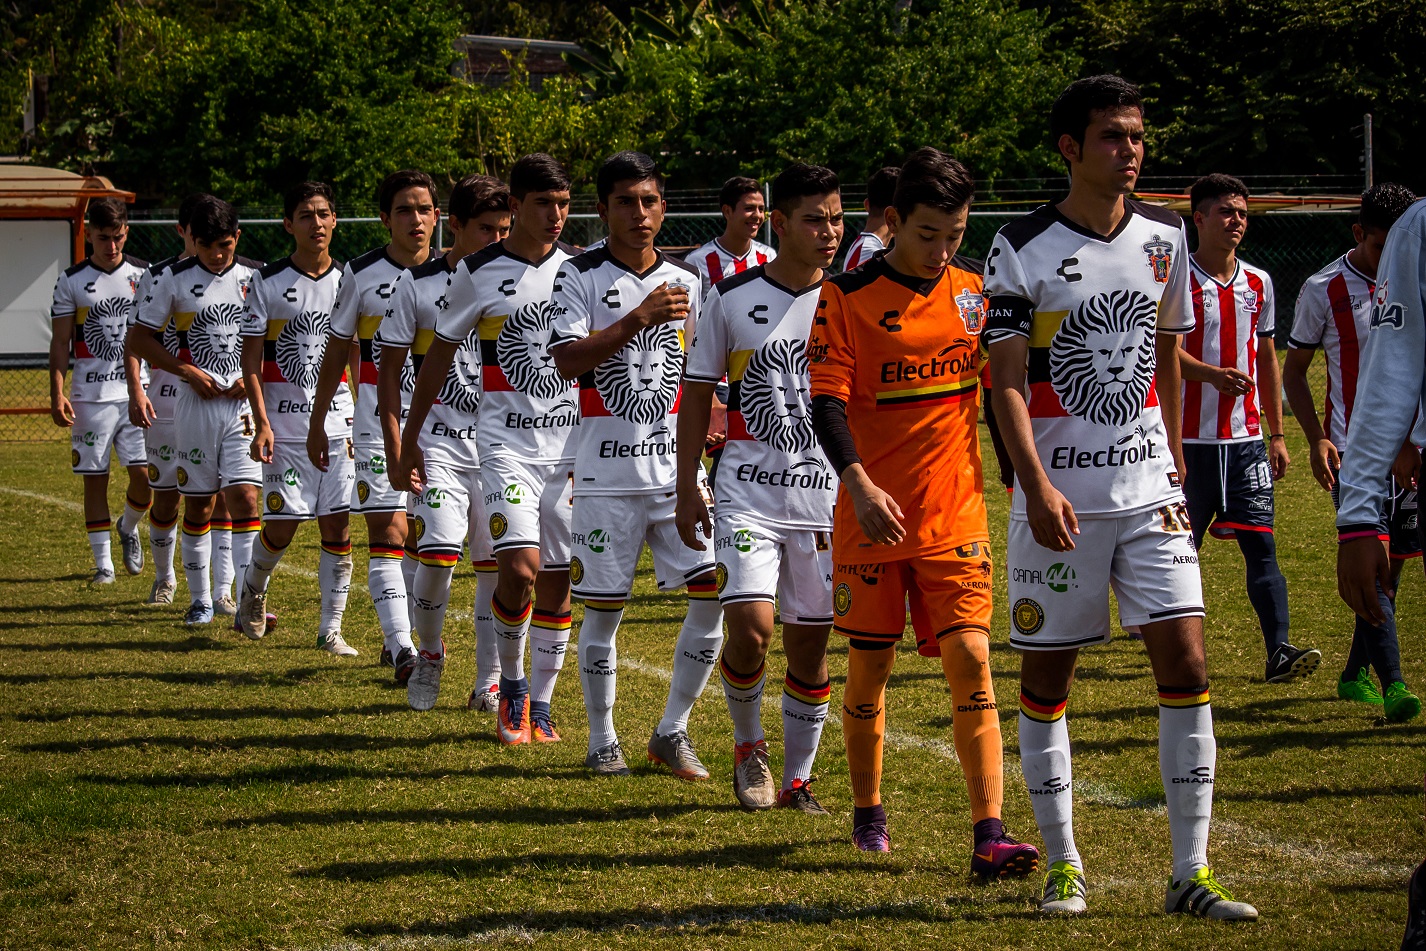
[[1181, 256, 1276, 443], [841, 231, 886, 272], [1289, 253, 1375, 443], [686, 237, 775, 298]]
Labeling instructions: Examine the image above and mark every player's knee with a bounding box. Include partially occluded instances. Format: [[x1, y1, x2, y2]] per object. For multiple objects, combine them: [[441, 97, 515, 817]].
[[939, 631, 991, 681]]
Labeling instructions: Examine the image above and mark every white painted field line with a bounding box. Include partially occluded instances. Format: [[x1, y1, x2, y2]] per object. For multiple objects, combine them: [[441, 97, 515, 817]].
[[0, 485, 83, 512]]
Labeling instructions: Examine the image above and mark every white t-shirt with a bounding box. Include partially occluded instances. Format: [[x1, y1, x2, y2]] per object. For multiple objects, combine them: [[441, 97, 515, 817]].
[[548, 247, 702, 495], [685, 265, 835, 530], [51, 255, 148, 403], [137, 256, 256, 391], [982, 199, 1195, 518]]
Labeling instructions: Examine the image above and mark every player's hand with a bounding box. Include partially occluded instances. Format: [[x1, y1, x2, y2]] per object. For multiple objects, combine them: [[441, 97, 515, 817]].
[[1310, 438, 1340, 491], [250, 424, 275, 464], [1212, 367, 1254, 396], [1268, 437, 1291, 481], [128, 392, 156, 428], [675, 485, 713, 551], [50, 396, 74, 428], [222, 378, 247, 400], [1393, 443, 1421, 490], [1025, 481, 1080, 552], [1338, 536, 1393, 625], [306, 428, 330, 472], [629, 283, 690, 328], [706, 401, 728, 446], [403, 446, 428, 494], [181, 365, 220, 400], [845, 471, 905, 546]]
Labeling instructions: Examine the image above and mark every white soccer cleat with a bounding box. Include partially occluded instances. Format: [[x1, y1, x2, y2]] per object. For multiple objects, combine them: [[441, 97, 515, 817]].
[[732, 740, 777, 810], [318, 632, 359, 657], [118, 526, 144, 575], [90, 568, 116, 586], [237, 587, 268, 640], [183, 600, 214, 626], [212, 596, 237, 617], [1165, 868, 1258, 921], [1040, 861, 1088, 915], [146, 579, 176, 605], [407, 650, 445, 711]]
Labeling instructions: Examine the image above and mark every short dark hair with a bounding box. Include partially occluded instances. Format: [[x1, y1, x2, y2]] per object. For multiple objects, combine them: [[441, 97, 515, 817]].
[[865, 167, 900, 213], [449, 174, 509, 224], [189, 197, 239, 244], [719, 176, 761, 211], [377, 169, 437, 216], [509, 153, 571, 200], [177, 193, 215, 230], [1189, 173, 1250, 214], [893, 147, 975, 223], [1360, 182, 1417, 232], [1050, 74, 1143, 160], [596, 151, 663, 204], [87, 197, 127, 231], [283, 181, 336, 220], [770, 164, 839, 216]]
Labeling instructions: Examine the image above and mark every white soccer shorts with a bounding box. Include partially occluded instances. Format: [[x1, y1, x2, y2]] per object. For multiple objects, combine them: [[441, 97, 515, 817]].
[[172, 389, 261, 496], [70, 400, 146, 475], [1006, 502, 1205, 651], [262, 441, 354, 520], [145, 417, 181, 490], [714, 513, 833, 624], [351, 442, 406, 514], [569, 490, 715, 598], [409, 463, 494, 565], [480, 454, 574, 569]]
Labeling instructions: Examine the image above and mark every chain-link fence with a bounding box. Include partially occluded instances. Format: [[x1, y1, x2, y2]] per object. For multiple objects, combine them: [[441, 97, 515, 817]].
[[1, 207, 1359, 442]]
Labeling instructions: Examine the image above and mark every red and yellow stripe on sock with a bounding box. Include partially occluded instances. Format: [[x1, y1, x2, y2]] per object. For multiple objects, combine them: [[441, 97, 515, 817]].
[[583, 597, 626, 613], [258, 527, 289, 556], [1019, 689, 1067, 723], [493, 595, 532, 627], [369, 544, 403, 561], [182, 518, 211, 538], [1157, 684, 1210, 709], [85, 518, 112, 534], [212, 518, 233, 532], [473, 558, 498, 574], [688, 578, 718, 601], [231, 517, 259, 537], [150, 512, 178, 531], [532, 609, 572, 635], [720, 657, 764, 691], [784, 671, 831, 706], [125, 495, 152, 513], [415, 547, 460, 569], [320, 539, 352, 557]]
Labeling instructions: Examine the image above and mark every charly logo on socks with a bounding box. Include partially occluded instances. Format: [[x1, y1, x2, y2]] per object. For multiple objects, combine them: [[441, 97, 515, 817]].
[[1172, 766, 1214, 785], [956, 689, 997, 713], [1030, 775, 1071, 795]]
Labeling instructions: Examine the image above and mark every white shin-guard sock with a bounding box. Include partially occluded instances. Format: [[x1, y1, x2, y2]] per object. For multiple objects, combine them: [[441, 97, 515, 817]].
[[87, 526, 114, 573], [578, 604, 624, 752], [150, 518, 178, 584], [411, 562, 453, 659], [473, 571, 500, 691], [656, 598, 724, 737], [1018, 709, 1082, 871], [181, 522, 212, 605], [243, 531, 286, 597], [212, 526, 234, 600], [492, 594, 532, 683], [780, 674, 830, 789], [368, 554, 412, 654], [1159, 695, 1216, 882], [529, 615, 571, 706], [229, 523, 258, 602], [402, 552, 418, 629], [118, 500, 148, 536], [719, 658, 766, 746], [318, 546, 353, 636]]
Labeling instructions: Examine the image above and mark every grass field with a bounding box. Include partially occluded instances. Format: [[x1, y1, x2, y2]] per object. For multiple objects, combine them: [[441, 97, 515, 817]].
[[0, 421, 1421, 950]]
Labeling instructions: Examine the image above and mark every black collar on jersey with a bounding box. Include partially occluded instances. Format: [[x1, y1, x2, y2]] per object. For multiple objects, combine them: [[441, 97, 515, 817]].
[[83, 256, 128, 276], [269, 255, 342, 281], [603, 246, 669, 280], [1188, 254, 1241, 289], [1048, 200, 1138, 244], [197, 259, 241, 278], [496, 239, 566, 268], [870, 251, 946, 297], [712, 236, 761, 261], [759, 266, 823, 298], [1341, 251, 1375, 284]]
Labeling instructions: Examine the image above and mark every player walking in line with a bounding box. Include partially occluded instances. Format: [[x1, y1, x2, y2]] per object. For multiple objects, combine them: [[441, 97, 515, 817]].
[[51, 197, 150, 586], [984, 75, 1258, 920], [236, 181, 357, 655], [1284, 182, 1422, 720], [677, 163, 842, 813], [129, 198, 262, 627], [1177, 173, 1320, 683], [381, 174, 511, 709], [808, 147, 1038, 875], [840, 166, 898, 272], [548, 151, 725, 779], [308, 170, 437, 675], [687, 176, 777, 298]]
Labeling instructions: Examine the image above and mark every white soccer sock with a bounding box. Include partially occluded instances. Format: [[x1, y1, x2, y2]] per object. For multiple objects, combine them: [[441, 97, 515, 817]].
[[87, 519, 114, 573], [492, 594, 532, 683], [781, 672, 830, 790], [241, 529, 286, 597], [149, 515, 177, 584], [117, 498, 148, 536], [656, 597, 724, 737], [318, 542, 353, 637], [212, 524, 234, 600], [411, 560, 453, 660], [473, 570, 500, 692], [402, 550, 418, 629], [1018, 703, 1082, 872], [578, 603, 624, 753], [368, 551, 413, 654], [719, 656, 766, 745], [1158, 689, 1215, 882], [529, 610, 572, 706], [229, 519, 258, 601], [181, 520, 212, 605]]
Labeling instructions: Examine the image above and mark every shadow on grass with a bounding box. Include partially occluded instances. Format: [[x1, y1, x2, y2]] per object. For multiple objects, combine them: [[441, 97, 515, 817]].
[[17, 728, 494, 755], [12, 702, 411, 723], [1216, 781, 1423, 804], [228, 800, 742, 829], [81, 762, 583, 788], [0, 666, 329, 687], [0, 635, 232, 653]]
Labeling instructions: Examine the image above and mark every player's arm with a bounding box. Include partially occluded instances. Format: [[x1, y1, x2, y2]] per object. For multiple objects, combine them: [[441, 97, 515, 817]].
[[309, 266, 358, 471], [376, 339, 409, 476], [1156, 333, 1188, 481], [397, 335, 455, 494], [550, 281, 689, 380], [1282, 347, 1333, 490], [1178, 349, 1252, 395], [240, 334, 275, 463], [47, 314, 74, 427], [124, 347, 154, 428], [129, 277, 218, 398], [675, 380, 717, 549], [1257, 340, 1290, 479]]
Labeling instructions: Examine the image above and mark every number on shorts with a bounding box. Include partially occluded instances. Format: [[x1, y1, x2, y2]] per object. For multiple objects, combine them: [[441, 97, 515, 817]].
[[240, 413, 253, 436], [1158, 502, 1192, 533], [345, 439, 354, 460]]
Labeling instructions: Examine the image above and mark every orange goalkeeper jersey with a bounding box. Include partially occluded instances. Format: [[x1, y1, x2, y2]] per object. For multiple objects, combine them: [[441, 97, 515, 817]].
[[809, 252, 989, 562]]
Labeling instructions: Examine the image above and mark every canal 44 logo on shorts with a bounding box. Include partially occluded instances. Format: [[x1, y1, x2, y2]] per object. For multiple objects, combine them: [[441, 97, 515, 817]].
[[585, 528, 609, 554]]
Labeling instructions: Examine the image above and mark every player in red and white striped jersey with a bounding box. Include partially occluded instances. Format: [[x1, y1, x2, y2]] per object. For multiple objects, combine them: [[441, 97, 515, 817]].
[[840, 166, 898, 272], [1176, 174, 1318, 685], [1285, 182, 1421, 719], [686, 176, 776, 298]]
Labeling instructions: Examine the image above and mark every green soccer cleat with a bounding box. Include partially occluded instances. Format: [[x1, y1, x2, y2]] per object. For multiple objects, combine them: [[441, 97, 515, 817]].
[[1338, 668, 1384, 706], [1165, 867, 1258, 921], [1385, 682, 1423, 723]]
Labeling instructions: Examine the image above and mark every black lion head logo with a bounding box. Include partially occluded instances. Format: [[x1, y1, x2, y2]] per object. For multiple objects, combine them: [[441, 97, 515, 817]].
[[189, 301, 244, 377], [83, 297, 132, 364], [1049, 289, 1158, 428], [275, 310, 330, 390], [439, 327, 482, 415], [497, 300, 566, 401], [371, 335, 416, 392], [741, 339, 815, 453], [593, 323, 682, 424]]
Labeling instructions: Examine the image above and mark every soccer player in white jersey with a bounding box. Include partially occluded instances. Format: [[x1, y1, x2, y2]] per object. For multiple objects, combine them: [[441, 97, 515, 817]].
[[984, 75, 1258, 921], [129, 198, 262, 627], [381, 175, 510, 709], [1176, 173, 1319, 684], [548, 151, 724, 778], [840, 166, 897, 272], [1284, 183, 1422, 721], [236, 181, 357, 655], [687, 176, 776, 298], [677, 163, 842, 812], [309, 170, 437, 675], [50, 197, 151, 585], [398, 158, 576, 733]]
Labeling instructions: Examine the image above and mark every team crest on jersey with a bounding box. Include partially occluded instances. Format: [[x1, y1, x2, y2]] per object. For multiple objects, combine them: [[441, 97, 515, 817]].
[[833, 583, 852, 617], [741, 339, 816, 453], [1142, 236, 1173, 284], [570, 556, 584, 586], [489, 512, 508, 540], [955, 289, 987, 333], [1013, 598, 1045, 635], [715, 562, 728, 593], [266, 491, 284, 513], [1242, 290, 1259, 313]]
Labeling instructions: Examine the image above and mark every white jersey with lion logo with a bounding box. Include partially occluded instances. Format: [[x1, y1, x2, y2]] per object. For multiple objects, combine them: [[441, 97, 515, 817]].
[[241, 257, 353, 444], [548, 246, 701, 496], [137, 256, 255, 391], [686, 266, 834, 530], [51, 255, 148, 403], [982, 199, 1195, 518]]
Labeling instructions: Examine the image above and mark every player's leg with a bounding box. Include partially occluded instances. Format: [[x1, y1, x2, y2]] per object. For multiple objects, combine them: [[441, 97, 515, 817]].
[[772, 528, 833, 813], [239, 516, 301, 639], [1379, 484, 1422, 721], [210, 490, 235, 614], [461, 474, 505, 727], [115, 411, 152, 575], [405, 468, 467, 709], [492, 546, 539, 743], [365, 508, 413, 662], [81, 472, 115, 583], [179, 491, 216, 623], [72, 401, 121, 583], [524, 464, 575, 739], [216, 409, 262, 622], [313, 440, 356, 655], [144, 418, 181, 603], [1180, 442, 1219, 552], [174, 395, 225, 624]]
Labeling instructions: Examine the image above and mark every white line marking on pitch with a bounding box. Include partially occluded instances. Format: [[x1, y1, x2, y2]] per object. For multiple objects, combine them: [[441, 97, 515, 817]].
[[0, 485, 83, 512]]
